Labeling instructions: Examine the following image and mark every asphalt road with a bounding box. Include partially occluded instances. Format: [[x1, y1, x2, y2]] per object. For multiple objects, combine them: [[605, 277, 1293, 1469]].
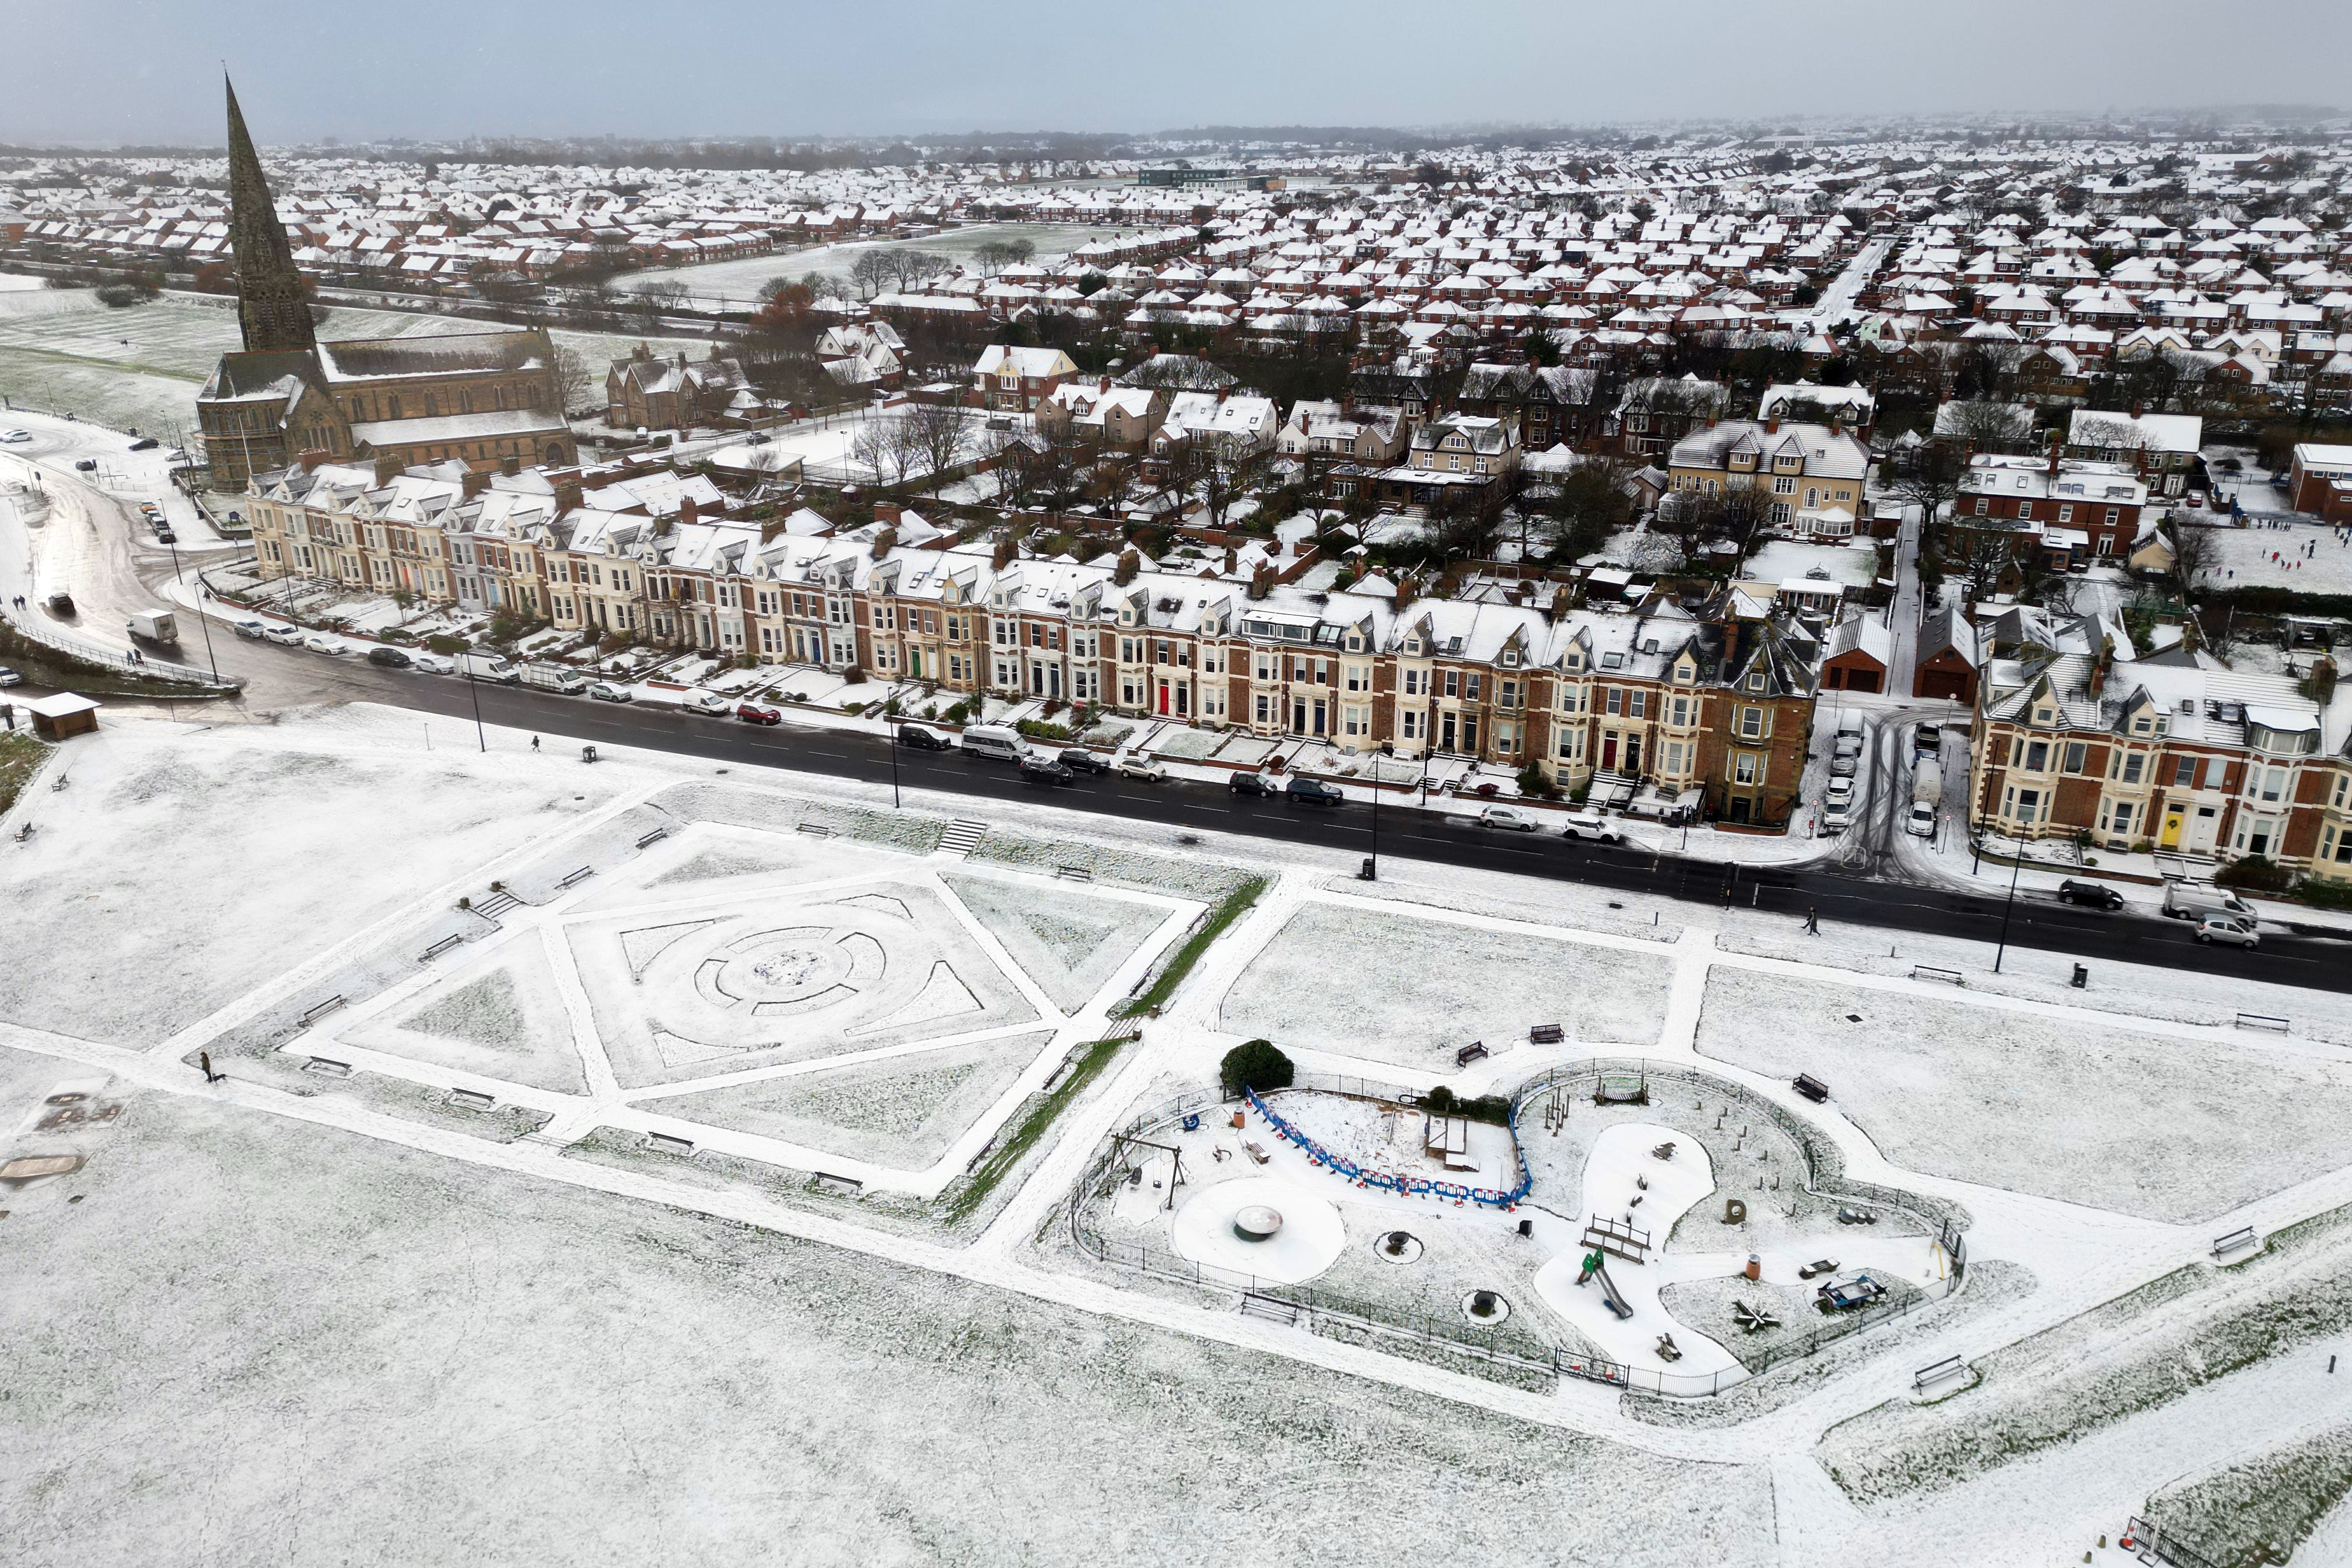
[[304, 658, 2352, 995]]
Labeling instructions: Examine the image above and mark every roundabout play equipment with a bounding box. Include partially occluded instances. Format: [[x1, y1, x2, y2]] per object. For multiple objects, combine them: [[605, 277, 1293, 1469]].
[[1170, 1175, 1345, 1284], [1233, 1205, 1284, 1242]]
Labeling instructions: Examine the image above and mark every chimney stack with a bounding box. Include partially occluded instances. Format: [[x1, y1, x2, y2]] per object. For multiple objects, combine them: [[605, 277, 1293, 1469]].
[[461, 469, 491, 501], [299, 449, 332, 473], [680, 495, 698, 527], [372, 454, 402, 486], [499, 454, 520, 478], [1765, 416, 1780, 435], [873, 499, 902, 525]]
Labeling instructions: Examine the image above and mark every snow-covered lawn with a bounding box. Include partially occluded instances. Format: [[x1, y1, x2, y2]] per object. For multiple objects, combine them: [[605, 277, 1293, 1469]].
[[0, 719, 626, 1048], [2188, 514, 2352, 596], [939, 872, 1171, 1014], [1695, 968, 2352, 1223], [1220, 900, 1674, 1069]]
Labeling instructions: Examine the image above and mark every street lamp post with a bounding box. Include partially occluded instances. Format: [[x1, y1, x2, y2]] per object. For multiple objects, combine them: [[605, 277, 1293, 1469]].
[[1992, 832, 2026, 973], [886, 712, 902, 809], [464, 666, 487, 753], [1367, 740, 1393, 882], [164, 536, 219, 682]]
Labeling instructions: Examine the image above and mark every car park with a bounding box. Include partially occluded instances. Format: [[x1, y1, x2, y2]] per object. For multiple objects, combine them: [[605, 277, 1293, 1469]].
[[304, 634, 347, 655], [1474, 804, 1542, 832], [1019, 754, 1076, 786], [1059, 748, 1111, 775], [736, 702, 782, 726], [587, 681, 633, 703], [264, 623, 304, 646], [895, 724, 952, 750], [2196, 914, 2260, 949], [407, 651, 454, 676], [1560, 810, 1625, 844], [364, 646, 412, 669], [2056, 878, 2124, 910], [1284, 776, 1344, 808], [1228, 771, 1277, 797], [1904, 802, 1936, 837], [1821, 800, 1853, 836], [1119, 756, 1170, 783]]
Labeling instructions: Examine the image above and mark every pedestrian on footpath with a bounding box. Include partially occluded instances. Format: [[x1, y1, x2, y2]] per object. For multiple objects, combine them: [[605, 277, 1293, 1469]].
[[1805, 907, 1820, 935], [530, 735, 540, 752]]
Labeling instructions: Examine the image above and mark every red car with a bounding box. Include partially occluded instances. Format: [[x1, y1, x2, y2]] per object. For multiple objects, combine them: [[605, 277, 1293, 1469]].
[[735, 702, 782, 726]]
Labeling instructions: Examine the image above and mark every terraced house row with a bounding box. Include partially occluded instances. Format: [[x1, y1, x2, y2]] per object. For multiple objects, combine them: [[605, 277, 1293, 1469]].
[[244, 457, 1825, 824]]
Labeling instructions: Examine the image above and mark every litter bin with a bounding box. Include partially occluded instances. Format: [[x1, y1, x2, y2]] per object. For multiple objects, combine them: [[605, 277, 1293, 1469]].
[[2071, 964, 2088, 989], [1359, 856, 1376, 881]]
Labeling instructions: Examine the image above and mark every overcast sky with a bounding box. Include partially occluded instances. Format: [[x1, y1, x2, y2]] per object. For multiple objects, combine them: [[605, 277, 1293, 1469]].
[[6, 0, 2346, 146]]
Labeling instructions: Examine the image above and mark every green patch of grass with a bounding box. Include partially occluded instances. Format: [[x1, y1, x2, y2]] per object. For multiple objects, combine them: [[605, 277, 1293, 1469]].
[[1114, 875, 1266, 1020], [939, 1034, 1130, 1226], [0, 730, 52, 816]]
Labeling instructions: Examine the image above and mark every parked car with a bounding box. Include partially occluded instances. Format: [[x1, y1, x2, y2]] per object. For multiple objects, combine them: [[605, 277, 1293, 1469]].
[[1905, 802, 1937, 838], [2196, 914, 2260, 949], [1119, 756, 1169, 783], [736, 702, 782, 726], [0, 666, 19, 688], [1019, 754, 1076, 787], [1474, 804, 1542, 832], [264, 624, 304, 646], [895, 724, 953, 751], [1059, 748, 1111, 775], [0, 429, 30, 444], [303, 633, 347, 656], [2162, 881, 2252, 921], [1829, 753, 1860, 779], [365, 646, 412, 669], [684, 690, 733, 716], [230, 618, 268, 640], [73, 459, 97, 473], [153, 528, 176, 545], [128, 436, 158, 452], [1560, 810, 1625, 844], [1821, 800, 1853, 836], [43, 591, 74, 615], [1228, 771, 1278, 797], [1825, 775, 1856, 806], [587, 681, 633, 703], [1915, 723, 1943, 755], [1835, 713, 1863, 738], [1831, 733, 1864, 761], [2056, 878, 2124, 911], [1284, 776, 1345, 808], [407, 651, 454, 676]]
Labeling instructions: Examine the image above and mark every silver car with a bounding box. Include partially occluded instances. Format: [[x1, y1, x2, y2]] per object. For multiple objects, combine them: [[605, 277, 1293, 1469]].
[[2196, 914, 2259, 949]]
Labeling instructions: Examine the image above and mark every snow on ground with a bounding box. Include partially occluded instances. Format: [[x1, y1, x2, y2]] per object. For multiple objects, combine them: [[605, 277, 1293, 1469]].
[[939, 871, 1170, 1014], [0, 715, 628, 1048], [1219, 898, 1674, 1069], [1694, 966, 2352, 1224], [0, 1058, 1780, 1568], [2190, 513, 2352, 595], [616, 222, 1133, 306], [1170, 1172, 1347, 1283]]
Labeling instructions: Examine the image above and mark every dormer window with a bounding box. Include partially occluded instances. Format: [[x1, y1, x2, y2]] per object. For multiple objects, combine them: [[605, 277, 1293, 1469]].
[[1747, 671, 1766, 692], [2035, 705, 2053, 724], [1675, 661, 1694, 684]]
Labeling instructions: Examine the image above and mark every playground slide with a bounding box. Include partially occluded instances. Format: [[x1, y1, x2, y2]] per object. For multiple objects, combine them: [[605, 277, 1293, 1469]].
[[1576, 1251, 1636, 1321]]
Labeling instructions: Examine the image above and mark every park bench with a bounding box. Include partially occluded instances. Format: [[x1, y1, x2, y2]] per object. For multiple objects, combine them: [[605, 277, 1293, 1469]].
[[1913, 1355, 1968, 1393]]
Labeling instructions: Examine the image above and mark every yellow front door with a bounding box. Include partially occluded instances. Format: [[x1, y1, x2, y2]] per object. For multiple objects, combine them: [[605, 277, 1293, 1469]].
[[2160, 809, 2185, 849]]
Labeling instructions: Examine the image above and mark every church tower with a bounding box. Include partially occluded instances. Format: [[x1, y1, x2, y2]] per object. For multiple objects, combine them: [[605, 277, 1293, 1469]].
[[224, 75, 317, 354]]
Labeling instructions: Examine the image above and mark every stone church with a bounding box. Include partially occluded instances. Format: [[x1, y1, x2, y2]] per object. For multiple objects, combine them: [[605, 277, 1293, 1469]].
[[195, 78, 575, 489]]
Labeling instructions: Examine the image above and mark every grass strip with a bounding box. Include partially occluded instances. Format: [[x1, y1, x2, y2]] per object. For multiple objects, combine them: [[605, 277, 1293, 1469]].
[[940, 1035, 1128, 1225], [0, 730, 50, 816], [1114, 874, 1267, 1020]]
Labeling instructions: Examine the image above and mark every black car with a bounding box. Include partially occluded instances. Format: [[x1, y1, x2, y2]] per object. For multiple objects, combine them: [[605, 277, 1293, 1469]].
[[1229, 771, 1277, 797], [1914, 723, 1942, 755], [154, 528, 176, 545], [365, 646, 413, 669], [1059, 748, 1112, 775], [128, 436, 159, 452], [73, 459, 97, 473], [2056, 878, 2124, 911], [1019, 755, 1076, 787], [1284, 776, 1344, 808], [895, 725, 953, 751]]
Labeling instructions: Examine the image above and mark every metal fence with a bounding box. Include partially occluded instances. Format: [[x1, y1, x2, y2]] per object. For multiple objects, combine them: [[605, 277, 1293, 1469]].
[[2124, 1514, 2223, 1568]]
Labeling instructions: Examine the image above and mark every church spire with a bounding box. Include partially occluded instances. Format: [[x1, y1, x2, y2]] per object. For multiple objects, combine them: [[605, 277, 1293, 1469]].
[[225, 75, 316, 354]]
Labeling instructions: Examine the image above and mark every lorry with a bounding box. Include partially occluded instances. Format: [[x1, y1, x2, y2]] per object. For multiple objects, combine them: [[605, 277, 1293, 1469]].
[[125, 609, 177, 643], [519, 663, 589, 696]]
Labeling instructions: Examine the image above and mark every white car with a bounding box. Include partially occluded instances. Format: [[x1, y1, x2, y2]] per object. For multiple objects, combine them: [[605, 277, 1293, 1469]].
[[263, 624, 305, 646], [1825, 775, 1857, 806], [1905, 802, 1937, 838], [230, 618, 268, 640], [1829, 753, 1861, 779], [685, 690, 733, 715], [2196, 914, 2259, 949], [1832, 734, 1865, 761], [0, 429, 29, 444], [407, 650, 455, 675], [1821, 800, 1853, 836], [1118, 756, 1169, 783], [1560, 811, 1625, 844], [587, 680, 634, 704], [1474, 804, 1542, 832], [304, 633, 347, 656]]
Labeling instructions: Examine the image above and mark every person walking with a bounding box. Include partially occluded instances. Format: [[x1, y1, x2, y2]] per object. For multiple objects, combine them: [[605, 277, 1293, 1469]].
[[530, 735, 540, 752], [1805, 907, 1820, 936]]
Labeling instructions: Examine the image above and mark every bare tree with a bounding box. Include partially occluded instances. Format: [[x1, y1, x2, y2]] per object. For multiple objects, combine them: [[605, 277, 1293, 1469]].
[[850, 416, 900, 488], [2168, 516, 2221, 592], [900, 401, 975, 495], [549, 344, 595, 415], [849, 249, 894, 302]]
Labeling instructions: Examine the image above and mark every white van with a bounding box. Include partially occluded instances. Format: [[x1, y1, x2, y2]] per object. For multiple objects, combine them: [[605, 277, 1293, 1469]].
[[960, 723, 1024, 762], [2161, 880, 2252, 922]]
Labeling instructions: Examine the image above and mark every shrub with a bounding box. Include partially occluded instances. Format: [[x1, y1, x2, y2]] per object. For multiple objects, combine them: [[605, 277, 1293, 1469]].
[[424, 633, 469, 656], [1422, 1084, 1513, 1124], [2217, 854, 2294, 894], [942, 701, 971, 725], [1219, 1040, 1294, 1100], [1015, 718, 1074, 743]]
